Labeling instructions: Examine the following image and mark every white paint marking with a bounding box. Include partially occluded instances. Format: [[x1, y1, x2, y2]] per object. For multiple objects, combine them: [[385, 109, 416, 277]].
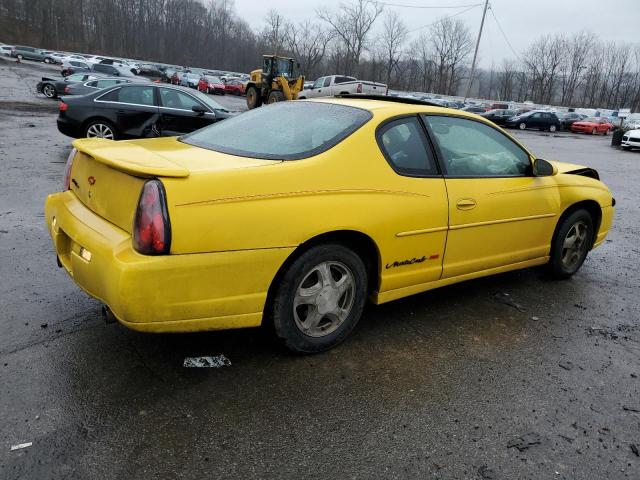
[[183, 355, 231, 368], [10, 442, 32, 451]]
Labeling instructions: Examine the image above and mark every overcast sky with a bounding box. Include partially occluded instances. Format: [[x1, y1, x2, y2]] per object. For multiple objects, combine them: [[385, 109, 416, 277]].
[[232, 0, 640, 68]]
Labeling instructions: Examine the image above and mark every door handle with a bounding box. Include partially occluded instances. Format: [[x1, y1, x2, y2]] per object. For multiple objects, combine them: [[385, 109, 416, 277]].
[[456, 198, 477, 210]]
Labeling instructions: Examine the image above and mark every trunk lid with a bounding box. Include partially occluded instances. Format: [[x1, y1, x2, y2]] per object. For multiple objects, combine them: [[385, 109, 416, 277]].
[[69, 137, 280, 233]]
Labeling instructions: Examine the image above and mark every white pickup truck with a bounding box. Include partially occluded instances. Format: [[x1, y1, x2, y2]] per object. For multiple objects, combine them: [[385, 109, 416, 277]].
[[298, 75, 388, 99]]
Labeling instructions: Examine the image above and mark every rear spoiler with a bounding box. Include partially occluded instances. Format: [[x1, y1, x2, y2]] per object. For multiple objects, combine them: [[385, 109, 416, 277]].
[[72, 138, 189, 178]]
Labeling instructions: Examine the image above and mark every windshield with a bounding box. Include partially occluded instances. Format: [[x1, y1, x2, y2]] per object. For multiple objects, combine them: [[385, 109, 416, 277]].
[[181, 102, 372, 160], [585, 117, 599, 123]]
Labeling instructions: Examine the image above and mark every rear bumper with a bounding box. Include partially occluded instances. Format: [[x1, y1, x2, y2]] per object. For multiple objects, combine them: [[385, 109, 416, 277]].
[[57, 117, 81, 138], [45, 191, 294, 333]]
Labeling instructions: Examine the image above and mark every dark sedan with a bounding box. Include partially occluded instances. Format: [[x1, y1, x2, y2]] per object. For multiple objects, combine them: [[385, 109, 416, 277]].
[[559, 112, 587, 130], [37, 73, 106, 99], [57, 84, 230, 140], [480, 109, 516, 126], [504, 110, 562, 132]]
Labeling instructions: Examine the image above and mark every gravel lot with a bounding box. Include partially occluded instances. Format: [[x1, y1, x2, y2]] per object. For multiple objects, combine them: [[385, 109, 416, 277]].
[[1, 57, 639, 480]]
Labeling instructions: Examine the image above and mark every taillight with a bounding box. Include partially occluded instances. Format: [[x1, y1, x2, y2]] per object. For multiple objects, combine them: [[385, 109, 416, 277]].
[[63, 148, 76, 190], [356, 83, 363, 94], [64, 86, 70, 94], [133, 180, 171, 255], [59, 102, 68, 114]]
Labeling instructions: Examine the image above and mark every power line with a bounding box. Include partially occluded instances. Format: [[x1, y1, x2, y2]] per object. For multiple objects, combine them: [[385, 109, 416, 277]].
[[487, 3, 520, 58], [408, 4, 481, 32], [380, 2, 482, 8]]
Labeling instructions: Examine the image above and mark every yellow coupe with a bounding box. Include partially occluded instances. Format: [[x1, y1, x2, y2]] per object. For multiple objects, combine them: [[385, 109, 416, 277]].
[[45, 97, 614, 353]]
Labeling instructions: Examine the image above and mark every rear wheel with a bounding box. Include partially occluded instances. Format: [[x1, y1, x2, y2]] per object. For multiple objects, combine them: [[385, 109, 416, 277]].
[[548, 209, 594, 279], [267, 90, 286, 104], [42, 83, 56, 99], [85, 120, 117, 140], [549, 124, 557, 132], [16, 54, 23, 60], [44, 57, 51, 64], [246, 85, 262, 109], [603, 128, 608, 136], [271, 244, 368, 353]]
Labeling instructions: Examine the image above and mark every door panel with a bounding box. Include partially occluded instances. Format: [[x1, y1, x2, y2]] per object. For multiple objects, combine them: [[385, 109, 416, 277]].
[[443, 177, 560, 277], [422, 114, 561, 278], [158, 87, 215, 136]]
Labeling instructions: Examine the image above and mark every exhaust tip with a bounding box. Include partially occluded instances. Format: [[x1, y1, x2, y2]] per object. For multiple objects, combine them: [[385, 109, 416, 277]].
[[101, 305, 117, 324]]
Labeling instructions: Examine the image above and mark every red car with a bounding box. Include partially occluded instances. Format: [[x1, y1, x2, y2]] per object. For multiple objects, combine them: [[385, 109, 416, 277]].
[[197, 75, 225, 95], [224, 79, 244, 95], [570, 117, 613, 135]]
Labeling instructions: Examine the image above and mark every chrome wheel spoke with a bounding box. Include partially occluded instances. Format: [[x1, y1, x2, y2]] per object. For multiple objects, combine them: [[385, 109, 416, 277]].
[[293, 260, 356, 338]]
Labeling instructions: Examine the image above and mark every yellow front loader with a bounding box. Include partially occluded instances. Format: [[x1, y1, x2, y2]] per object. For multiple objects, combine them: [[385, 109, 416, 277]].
[[245, 55, 305, 109]]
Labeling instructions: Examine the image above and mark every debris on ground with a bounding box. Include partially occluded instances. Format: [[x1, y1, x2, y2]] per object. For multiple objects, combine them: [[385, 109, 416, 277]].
[[631, 444, 639, 457], [493, 292, 526, 312], [10, 442, 32, 451], [623, 405, 640, 413], [559, 361, 574, 371], [40, 323, 48, 329], [183, 355, 231, 368], [507, 432, 542, 451], [478, 465, 496, 479]]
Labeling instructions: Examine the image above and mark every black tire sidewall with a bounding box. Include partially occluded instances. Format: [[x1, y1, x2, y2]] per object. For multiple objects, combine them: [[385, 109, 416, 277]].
[[272, 244, 368, 354], [549, 209, 594, 278]]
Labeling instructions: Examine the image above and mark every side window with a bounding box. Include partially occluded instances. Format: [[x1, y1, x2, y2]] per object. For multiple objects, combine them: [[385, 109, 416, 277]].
[[323, 77, 332, 87], [159, 88, 205, 111], [312, 77, 324, 89], [422, 115, 531, 177], [531, 113, 542, 119], [86, 81, 98, 87], [117, 86, 155, 106], [95, 79, 118, 88], [378, 117, 439, 177]]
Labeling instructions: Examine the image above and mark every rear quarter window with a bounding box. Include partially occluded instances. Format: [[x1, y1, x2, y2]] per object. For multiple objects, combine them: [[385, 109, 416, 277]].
[[181, 102, 372, 160]]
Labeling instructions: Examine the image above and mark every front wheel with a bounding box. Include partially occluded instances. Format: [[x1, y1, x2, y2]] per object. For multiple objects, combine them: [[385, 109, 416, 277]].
[[591, 128, 597, 135], [548, 209, 594, 279], [246, 85, 262, 109], [603, 129, 608, 136], [44, 57, 51, 64], [267, 90, 286, 104], [16, 54, 23, 60], [519, 122, 527, 130], [270, 244, 368, 353]]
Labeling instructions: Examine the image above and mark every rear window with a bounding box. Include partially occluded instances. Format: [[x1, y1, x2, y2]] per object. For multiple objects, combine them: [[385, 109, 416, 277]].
[[181, 102, 372, 160]]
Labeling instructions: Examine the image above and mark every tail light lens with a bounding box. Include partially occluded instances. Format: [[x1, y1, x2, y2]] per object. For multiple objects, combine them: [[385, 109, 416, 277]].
[[356, 83, 363, 94], [133, 180, 171, 255], [59, 102, 68, 112], [63, 148, 77, 190], [64, 86, 70, 94]]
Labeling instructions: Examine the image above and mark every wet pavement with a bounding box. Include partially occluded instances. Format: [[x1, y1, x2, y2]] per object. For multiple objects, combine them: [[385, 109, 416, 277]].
[[1, 58, 639, 479]]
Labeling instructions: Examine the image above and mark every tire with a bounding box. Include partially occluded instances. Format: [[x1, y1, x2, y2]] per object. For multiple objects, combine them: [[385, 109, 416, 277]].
[[42, 83, 56, 99], [270, 244, 368, 354], [622, 146, 631, 151], [591, 128, 597, 135], [84, 119, 117, 140], [16, 54, 23, 60], [267, 90, 286, 104], [549, 124, 557, 133], [44, 57, 51, 64], [603, 129, 608, 136], [246, 85, 262, 109], [548, 209, 594, 279], [519, 122, 526, 130]]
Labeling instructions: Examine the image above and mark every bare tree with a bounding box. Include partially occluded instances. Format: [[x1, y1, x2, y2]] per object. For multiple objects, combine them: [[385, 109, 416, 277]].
[[430, 17, 473, 95], [317, 0, 383, 76], [378, 11, 408, 85], [285, 21, 330, 79], [263, 9, 286, 56]]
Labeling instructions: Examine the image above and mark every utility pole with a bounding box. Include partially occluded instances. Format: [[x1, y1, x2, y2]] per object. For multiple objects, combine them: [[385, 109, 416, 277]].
[[464, 0, 489, 102]]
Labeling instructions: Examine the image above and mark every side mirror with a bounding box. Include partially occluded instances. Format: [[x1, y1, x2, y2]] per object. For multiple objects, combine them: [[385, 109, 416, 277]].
[[533, 158, 558, 177], [192, 105, 207, 116]]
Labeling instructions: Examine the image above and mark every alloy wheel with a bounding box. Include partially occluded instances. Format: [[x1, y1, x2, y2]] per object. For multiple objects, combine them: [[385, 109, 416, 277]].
[[43, 84, 55, 98], [519, 123, 526, 130], [561, 220, 588, 270], [293, 261, 356, 338], [86, 123, 115, 139]]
